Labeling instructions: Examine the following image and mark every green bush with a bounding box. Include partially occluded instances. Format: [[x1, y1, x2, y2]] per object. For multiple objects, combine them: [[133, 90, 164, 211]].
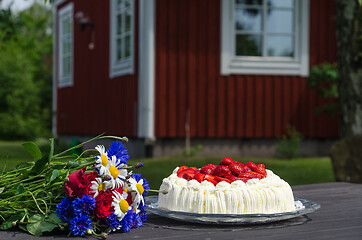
[[276, 125, 302, 159]]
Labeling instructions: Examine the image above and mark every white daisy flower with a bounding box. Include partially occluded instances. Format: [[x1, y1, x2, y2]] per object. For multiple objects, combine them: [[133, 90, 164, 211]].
[[89, 177, 111, 198], [107, 155, 128, 189], [94, 145, 109, 176], [128, 177, 145, 209], [111, 190, 130, 221]]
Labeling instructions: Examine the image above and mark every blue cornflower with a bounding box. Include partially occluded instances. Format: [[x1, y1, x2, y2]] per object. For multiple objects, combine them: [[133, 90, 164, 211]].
[[138, 201, 147, 222], [106, 213, 121, 230], [72, 195, 96, 215], [56, 197, 74, 223], [106, 141, 129, 164], [120, 209, 134, 233], [132, 213, 143, 228], [69, 214, 92, 236], [132, 173, 150, 196]]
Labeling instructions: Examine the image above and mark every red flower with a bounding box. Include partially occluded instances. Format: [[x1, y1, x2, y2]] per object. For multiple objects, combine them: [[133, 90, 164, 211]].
[[64, 167, 98, 197], [95, 190, 114, 218]]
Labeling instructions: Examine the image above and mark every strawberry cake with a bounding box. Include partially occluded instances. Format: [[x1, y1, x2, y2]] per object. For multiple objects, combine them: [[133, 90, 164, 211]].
[[158, 158, 296, 214]]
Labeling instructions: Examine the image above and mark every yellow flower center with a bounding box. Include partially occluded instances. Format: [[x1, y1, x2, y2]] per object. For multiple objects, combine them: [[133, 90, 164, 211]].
[[98, 183, 105, 192], [136, 183, 144, 195], [109, 166, 119, 179], [101, 154, 108, 166], [124, 188, 128, 193], [133, 208, 137, 213], [119, 199, 129, 213]]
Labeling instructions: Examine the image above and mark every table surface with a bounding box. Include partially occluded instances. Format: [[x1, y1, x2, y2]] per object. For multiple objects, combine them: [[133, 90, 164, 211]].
[[1, 182, 361, 240]]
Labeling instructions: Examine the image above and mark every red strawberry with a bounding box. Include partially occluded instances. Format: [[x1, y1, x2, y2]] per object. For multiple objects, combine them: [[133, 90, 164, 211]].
[[229, 163, 245, 176], [200, 166, 215, 175], [213, 165, 232, 178], [204, 174, 219, 185], [245, 162, 258, 172], [214, 176, 232, 184], [177, 166, 189, 177], [239, 171, 264, 179], [243, 165, 252, 172], [255, 164, 267, 176], [228, 175, 248, 183], [190, 167, 199, 173], [194, 173, 206, 183], [203, 164, 218, 169], [220, 157, 235, 166], [182, 172, 195, 181]]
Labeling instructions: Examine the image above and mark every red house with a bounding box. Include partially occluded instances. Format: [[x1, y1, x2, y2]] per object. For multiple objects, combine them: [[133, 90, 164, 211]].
[[52, 0, 338, 158]]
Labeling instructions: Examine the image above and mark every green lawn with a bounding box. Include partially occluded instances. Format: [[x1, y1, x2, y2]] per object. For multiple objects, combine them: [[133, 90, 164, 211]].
[[0, 141, 335, 192]]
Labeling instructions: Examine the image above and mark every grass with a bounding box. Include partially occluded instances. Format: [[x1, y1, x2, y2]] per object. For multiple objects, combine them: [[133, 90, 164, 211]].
[[0, 141, 335, 192]]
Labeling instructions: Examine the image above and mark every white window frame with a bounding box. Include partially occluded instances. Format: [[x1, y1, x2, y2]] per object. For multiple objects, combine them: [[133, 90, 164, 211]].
[[57, 2, 73, 88], [109, 0, 134, 78], [221, 0, 309, 76]]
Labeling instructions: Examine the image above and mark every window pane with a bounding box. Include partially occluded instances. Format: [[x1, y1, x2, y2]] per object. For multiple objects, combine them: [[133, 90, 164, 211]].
[[117, 38, 123, 60], [125, 12, 131, 32], [266, 35, 294, 57], [235, 8, 262, 32], [236, 0, 262, 5], [267, 0, 294, 8], [125, 35, 131, 57], [267, 9, 293, 33], [117, 14, 123, 34], [236, 34, 262, 56]]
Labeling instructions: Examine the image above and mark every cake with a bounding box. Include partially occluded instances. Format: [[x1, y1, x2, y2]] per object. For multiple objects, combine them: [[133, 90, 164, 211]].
[[158, 158, 296, 214]]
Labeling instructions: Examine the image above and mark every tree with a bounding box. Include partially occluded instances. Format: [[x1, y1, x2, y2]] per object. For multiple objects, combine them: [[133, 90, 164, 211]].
[[335, 0, 362, 138], [0, 1, 52, 139]]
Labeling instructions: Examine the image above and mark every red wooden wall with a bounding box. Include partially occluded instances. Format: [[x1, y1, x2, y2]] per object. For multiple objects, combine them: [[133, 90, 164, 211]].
[[155, 0, 338, 139], [56, 0, 138, 137]]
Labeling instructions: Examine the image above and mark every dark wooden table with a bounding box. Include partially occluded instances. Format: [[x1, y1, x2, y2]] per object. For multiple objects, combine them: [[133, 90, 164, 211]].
[[1, 182, 361, 240]]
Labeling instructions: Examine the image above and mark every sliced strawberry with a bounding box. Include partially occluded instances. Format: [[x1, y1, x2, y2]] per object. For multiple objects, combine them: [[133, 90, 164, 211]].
[[239, 171, 264, 179], [255, 164, 267, 176], [220, 157, 235, 166], [194, 173, 206, 183], [182, 172, 196, 181], [203, 164, 218, 169], [204, 174, 219, 185], [245, 162, 258, 172], [190, 167, 199, 172], [177, 166, 189, 177], [243, 165, 252, 172], [213, 165, 232, 178], [228, 175, 248, 182], [200, 166, 215, 175], [214, 176, 232, 184], [229, 163, 245, 176]]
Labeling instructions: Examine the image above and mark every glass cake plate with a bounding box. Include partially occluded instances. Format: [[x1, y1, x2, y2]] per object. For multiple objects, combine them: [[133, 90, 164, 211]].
[[145, 196, 320, 225]]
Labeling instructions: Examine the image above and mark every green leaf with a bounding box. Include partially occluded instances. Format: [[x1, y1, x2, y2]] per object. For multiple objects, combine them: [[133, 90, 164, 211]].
[[16, 184, 25, 195], [0, 215, 21, 230], [30, 155, 50, 173], [0, 187, 4, 194], [27, 214, 58, 236], [48, 213, 63, 224], [50, 169, 60, 182], [48, 138, 54, 162], [22, 142, 42, 160]]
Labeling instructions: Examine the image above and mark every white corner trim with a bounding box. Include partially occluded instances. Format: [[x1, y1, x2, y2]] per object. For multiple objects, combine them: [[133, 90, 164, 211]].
[[138, 0, 155, 140]]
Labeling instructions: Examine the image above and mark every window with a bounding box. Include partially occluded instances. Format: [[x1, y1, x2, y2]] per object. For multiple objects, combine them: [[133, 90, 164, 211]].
[[58, 3, 73, 88], [110, 0, 134, 78], [221, 0, 309, 76]]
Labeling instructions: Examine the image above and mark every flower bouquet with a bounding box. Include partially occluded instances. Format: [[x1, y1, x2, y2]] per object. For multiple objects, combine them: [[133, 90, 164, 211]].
[[0, 135, 153, 238]]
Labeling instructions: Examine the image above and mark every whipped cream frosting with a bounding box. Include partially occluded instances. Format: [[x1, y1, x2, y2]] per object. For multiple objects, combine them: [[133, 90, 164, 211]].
[[158, 167, 295, 214]]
